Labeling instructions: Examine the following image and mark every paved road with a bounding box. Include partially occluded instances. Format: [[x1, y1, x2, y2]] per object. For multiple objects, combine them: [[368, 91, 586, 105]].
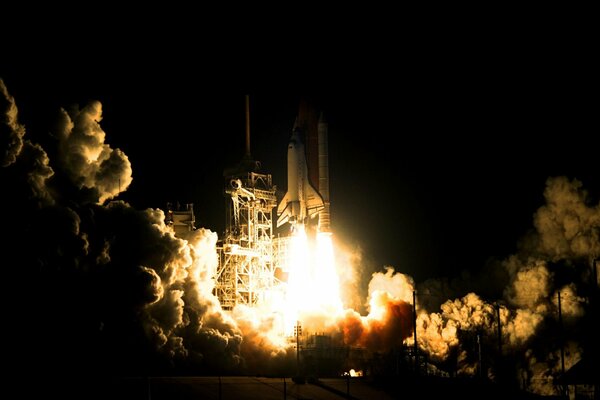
[[319, 378, 396, 400], [112, 376, 387, 400]]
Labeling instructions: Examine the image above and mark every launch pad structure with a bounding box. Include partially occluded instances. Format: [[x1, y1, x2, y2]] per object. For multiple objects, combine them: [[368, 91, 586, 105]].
[[214, 170, 290, 310], [213, 97, 329, 313], [213, 97, 292, 310], [172, 97, 387, 377]]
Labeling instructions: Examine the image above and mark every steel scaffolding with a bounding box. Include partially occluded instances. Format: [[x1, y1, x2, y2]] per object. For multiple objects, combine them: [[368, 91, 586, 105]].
[[215, 171, 280, 310]]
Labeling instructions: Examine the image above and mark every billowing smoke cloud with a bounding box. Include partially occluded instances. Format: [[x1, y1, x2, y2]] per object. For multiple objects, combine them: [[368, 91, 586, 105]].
[[330, 268, 414, 352], [414, 292, 495, 374], [415, 311, 458, 361], [334, 239, 369, 313], [403, 176, 599, 393], [233, 305, 295, 375], [56, 101, 132, 203], [0, 79, 25, 166], [503, 308, 542, 347], [534, 176, 600, 261], [0, 79, 54, 207], [85, 202, 246, 373], [503, 257, 552, 312], [0, 79, 256, 380], [553, 283, 585, 318], [368, 266, 414, 304], [12, 140, 55, 207]]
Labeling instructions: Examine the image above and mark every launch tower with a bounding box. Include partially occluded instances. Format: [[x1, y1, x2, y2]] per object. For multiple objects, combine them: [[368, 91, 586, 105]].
[[214, 96, 280, 310], [214, 97, 330, 311]]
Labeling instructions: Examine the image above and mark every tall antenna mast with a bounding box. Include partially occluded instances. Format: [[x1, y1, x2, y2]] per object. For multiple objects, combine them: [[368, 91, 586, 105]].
[[245, 95, 251, 157]]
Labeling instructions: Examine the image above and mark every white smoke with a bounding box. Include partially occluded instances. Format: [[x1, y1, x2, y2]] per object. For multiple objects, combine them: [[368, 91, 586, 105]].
[[440, 293, 496, 331], [414, 292, 496, 371], [232, 305, 294, 374], [334, 239, 367, 312], [368, 266, 414, 305], [503, 308, 543, 347], [552, 284, 585, 318], [416, 312, 459, 361], [56, 101, 132, 203], [503, 257, 551, 312]]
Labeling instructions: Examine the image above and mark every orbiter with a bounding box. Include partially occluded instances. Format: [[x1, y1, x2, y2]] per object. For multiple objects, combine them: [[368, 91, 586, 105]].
[[277, 123, 324, 228]]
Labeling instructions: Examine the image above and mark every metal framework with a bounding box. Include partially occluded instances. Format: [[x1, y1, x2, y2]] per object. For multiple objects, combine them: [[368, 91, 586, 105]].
[[215, 171, 279, 310], [165, 203, 195, 236]]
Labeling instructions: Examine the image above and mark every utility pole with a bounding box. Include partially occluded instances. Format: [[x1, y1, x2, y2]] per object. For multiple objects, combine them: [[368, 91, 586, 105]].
[[557, 292, 565, 376], [245, 95, 251, 157], [477, 333, 482, 378], [412, 290, 418, 373], [496, 303, 503, 382], [294, 321, 302, 376], [593, 257, 598, 291], [496, 304, 502, 355]]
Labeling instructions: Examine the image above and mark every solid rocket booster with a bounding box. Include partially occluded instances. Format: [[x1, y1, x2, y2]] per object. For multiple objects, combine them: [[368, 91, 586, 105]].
[[317, 113, 331, 233], [277, 122, 324, 227]]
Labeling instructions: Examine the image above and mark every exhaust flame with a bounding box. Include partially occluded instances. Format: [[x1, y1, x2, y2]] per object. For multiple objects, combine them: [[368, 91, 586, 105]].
[[283, 225, 343, 331]]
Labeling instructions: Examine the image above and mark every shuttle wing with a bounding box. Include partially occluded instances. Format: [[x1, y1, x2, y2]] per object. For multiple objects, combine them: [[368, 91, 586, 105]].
[[277, 191, 292, 216], [277, 192, 297, 227]]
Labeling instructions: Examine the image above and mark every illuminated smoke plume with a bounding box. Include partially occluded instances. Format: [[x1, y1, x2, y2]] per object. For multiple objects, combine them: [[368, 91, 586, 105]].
[[86, 202, 245, 372], [0, 80, 248, 380], [407, 176, 598, 393], [233, 305, 295, 374], [0, 79, 54, 206], [368, 266, 414, 304], [414, 292, 495, 374], [440, 293, 496, 332], [334, 239, 368, 313], [533, 176, 600, 261], [56, 101, 132, 203], [510, 177, 598, 393], [553, 283, 585, 318], [415, 311, 458, 361], [178, 227, 244, 370], [503, 308, 542, 347], [0, 79, 25, 166], [503, 257, 552, 312], [331, 268, 414, 352]]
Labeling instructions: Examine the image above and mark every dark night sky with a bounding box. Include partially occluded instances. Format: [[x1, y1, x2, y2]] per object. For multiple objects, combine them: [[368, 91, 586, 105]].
[[1, 53, 597, 284]]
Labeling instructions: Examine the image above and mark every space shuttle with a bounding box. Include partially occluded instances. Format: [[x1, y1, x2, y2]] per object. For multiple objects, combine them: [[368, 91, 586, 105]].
[[277, 123, 324, 227], [277, 109, 331, 232]]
